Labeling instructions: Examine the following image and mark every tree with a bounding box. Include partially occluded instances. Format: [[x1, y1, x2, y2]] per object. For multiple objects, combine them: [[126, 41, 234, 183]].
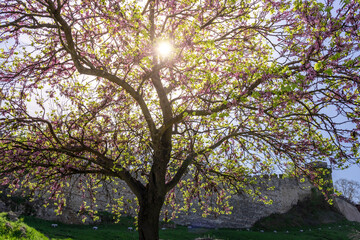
[[335, 179, 360, 204], [0, 0, 359, 239]]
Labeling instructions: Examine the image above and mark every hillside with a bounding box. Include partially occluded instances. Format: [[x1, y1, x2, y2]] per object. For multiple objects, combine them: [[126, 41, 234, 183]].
[[253, 190, 347, 230]]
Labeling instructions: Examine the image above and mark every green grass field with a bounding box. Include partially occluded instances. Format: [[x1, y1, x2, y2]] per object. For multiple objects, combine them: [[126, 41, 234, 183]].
[[0, 212, 360, 240]]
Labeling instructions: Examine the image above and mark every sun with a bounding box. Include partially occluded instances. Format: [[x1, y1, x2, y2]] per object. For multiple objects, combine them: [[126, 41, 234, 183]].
[[156, 41, 172, 58]]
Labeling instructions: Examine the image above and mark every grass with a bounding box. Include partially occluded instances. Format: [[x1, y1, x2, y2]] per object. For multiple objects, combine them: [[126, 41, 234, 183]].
[[22, 215, 138, 240], [0, 212, 48, 240], [0, 213, 359, 240]]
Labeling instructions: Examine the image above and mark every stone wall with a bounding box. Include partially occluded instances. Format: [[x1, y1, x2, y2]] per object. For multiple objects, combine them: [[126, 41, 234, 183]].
[[1, 164, 329, 228], [27, 174, 314, 228], [173, 175, 313, 228], [334, 198, 360, 222]]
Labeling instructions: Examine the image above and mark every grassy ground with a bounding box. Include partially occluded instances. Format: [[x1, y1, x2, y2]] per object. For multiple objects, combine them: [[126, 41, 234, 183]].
[[0, 213, 357, 240], [0, 212, 48, 240]]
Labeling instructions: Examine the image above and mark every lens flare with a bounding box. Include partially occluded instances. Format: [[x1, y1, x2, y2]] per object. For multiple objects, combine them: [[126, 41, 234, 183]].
[[156, 41, 172, 58]]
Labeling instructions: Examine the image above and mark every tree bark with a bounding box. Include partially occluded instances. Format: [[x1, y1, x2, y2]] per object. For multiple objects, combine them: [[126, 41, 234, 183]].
[[138, 188, 165, 240]]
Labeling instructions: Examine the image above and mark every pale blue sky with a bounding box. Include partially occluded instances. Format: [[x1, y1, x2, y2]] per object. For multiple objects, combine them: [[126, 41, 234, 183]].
[[333, 165, 360, 183]]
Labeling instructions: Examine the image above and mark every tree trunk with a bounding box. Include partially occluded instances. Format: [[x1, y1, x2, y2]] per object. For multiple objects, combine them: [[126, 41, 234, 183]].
[[138, 194, 164, 240], [137, 132, 171, 240], [137, 172, 166, 240]]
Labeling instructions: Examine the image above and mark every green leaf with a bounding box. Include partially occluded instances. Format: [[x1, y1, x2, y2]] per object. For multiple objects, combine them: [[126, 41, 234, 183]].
[[314, 62, 322, 71], [324, 68, 333, 76]]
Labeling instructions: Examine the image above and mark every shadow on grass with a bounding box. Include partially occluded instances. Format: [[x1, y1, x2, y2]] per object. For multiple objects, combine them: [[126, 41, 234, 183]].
[[22, 216, 138, 240], [20, 215, 360, 240]]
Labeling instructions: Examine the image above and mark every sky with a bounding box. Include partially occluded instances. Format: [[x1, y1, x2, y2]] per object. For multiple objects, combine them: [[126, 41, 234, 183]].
[[332, 165, 360, 184]]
